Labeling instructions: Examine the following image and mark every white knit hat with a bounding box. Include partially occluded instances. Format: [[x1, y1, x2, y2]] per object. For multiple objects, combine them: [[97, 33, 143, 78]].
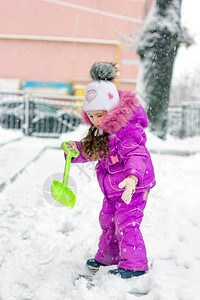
[[83, 62, 119, 112], [83, 80, 119, 112]]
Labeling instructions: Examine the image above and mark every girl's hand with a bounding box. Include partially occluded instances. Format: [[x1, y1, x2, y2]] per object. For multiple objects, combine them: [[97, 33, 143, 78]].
[[119, 176, 138, 204], [61, 141, 77, 153]]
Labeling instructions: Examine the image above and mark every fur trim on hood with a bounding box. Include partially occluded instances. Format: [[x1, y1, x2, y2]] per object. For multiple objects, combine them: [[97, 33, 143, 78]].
[[82, 90, 146, 134]]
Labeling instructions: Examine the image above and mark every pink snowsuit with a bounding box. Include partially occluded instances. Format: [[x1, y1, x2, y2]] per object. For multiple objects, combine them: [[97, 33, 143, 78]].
[[69, 90, 156, 271]]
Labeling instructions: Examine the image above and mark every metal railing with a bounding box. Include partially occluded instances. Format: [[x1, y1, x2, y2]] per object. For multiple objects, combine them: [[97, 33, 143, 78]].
[[0, 91, 83, 137], [167, 102, 200, 138], [1, 91, 200, 138]]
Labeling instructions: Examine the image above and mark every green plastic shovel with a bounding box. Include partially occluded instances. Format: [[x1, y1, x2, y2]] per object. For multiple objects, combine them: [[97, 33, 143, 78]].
[[51, 142, 80, 208]]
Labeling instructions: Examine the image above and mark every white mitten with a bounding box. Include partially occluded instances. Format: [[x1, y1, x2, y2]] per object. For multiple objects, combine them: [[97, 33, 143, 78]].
[[119, 176, 138, 204]]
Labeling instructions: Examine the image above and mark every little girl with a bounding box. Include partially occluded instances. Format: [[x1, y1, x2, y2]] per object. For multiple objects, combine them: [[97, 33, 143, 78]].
[[63, 62, 156, 279]]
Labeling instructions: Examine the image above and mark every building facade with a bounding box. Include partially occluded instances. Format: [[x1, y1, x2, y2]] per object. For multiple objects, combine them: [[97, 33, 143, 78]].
[[0, 0, 153, 92]]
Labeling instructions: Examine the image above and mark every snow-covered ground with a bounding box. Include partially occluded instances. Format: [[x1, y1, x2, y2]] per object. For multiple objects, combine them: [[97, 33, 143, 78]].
[[0, 125, 200, 300]]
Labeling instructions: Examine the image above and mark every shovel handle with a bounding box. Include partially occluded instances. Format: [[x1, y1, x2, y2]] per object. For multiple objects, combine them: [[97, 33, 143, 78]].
[[62, 142, 79, 186], [62, 142, 80, 158]]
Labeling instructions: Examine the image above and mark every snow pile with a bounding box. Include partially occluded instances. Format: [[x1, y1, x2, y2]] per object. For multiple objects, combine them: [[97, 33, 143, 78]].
[[0, 125, 200, 299]]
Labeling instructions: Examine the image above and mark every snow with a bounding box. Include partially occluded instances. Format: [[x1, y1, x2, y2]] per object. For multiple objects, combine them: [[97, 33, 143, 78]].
[[0, 127, 23, 145], [0, 125, 200, 299]]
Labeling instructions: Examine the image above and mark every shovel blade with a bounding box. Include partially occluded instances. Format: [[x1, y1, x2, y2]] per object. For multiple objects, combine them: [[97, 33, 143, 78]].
[[51, 180, 76, 208]]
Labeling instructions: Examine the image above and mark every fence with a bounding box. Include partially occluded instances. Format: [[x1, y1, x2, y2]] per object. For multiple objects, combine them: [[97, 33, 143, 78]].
[[167, 102, 200, 138], [0, 92, 200, 138], [0, 92, 83, 137]]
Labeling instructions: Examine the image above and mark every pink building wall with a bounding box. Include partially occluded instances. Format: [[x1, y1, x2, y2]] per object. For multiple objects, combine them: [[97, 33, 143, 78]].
[[0, 0, 152, 90]]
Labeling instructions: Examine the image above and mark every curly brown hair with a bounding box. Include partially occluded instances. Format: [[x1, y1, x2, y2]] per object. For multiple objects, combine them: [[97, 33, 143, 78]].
[[81, 125, 110, 161]]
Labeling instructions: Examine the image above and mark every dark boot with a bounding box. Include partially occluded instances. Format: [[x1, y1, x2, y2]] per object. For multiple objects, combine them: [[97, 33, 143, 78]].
[[108, 268, 145, 279], [86, 258, 107, 271]]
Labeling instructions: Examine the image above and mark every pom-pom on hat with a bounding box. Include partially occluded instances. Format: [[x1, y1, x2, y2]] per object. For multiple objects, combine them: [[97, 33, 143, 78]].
[[83, 62, 119, 112]]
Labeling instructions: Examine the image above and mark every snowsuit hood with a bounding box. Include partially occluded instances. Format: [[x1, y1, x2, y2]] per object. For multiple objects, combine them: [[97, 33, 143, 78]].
[[82, 90, 148, 134]]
